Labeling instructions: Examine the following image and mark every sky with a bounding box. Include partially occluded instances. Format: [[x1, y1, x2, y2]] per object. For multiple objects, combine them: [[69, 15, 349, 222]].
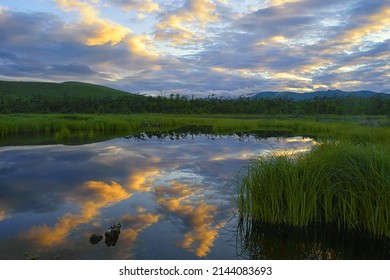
[[0, 0, 389, 97]]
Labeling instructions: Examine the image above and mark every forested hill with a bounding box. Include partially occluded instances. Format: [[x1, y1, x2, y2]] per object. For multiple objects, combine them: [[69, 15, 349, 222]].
[[0, 80, 145, 113], [0, 80, 389, 115], [0, 80, 132, 98]]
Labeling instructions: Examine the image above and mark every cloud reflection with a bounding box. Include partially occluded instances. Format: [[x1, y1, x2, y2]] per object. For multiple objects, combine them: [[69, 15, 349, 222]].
[[178, 201, 220, 257], [0, 134, 317, 259], [127, 168, 161, 192], [0, 211, 8, 222], [154, 181, 220, 257], [120, 213, 160, 243], [210, 137, 318, 161], [22, 181, 131, 247]]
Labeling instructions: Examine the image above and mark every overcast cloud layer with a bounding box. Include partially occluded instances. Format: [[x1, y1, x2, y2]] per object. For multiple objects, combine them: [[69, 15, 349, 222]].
[[0, 0, 389, 97]]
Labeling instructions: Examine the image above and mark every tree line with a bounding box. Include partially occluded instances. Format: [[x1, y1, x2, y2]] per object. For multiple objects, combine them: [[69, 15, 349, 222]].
[[0, 92, 389, 116]]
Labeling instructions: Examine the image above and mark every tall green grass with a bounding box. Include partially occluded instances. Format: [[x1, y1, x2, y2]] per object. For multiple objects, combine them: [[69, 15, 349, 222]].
[[0, 114, 206, 137], [237, 142, 390, 238], [1, 114, 389, 139]]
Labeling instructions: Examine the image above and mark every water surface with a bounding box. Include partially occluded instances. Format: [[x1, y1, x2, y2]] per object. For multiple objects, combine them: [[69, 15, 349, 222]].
[[0, 132, 314, 259], [0, 132, 387, 259]]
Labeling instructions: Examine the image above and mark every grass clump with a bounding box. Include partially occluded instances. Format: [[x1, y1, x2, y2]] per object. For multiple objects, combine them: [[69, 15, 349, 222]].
[[237, 141, 390, 238]]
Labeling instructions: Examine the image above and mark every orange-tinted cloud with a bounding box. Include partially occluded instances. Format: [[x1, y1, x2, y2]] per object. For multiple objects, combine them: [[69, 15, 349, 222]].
[[110, 0, 160, 13], [126, 35, 161, 60], [267, 0, 301, 6], [341, 7, 390, 44], [55, 0, 130, 46], [156, 0, 219, 45]]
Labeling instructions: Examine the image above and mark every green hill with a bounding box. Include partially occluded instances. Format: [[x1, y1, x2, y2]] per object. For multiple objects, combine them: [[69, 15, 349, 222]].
[[0, 80, 133, 99], [0, 80, 145, 113]]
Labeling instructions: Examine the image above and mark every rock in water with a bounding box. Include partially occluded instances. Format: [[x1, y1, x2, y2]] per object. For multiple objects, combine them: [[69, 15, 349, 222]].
[[104, 223, 123, 247], [89, 233, 103, 245]]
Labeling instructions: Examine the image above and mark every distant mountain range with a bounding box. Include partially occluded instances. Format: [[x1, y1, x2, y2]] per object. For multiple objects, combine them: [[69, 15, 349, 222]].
[[248, 90, 390, 100]]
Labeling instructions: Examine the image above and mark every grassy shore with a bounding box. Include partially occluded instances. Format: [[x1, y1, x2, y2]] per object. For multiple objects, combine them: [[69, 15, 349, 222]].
[[0, 114, 202, 140], [237, 142, 390, 238], [1, 113, 389, 137], [232, 115, 390, 238]]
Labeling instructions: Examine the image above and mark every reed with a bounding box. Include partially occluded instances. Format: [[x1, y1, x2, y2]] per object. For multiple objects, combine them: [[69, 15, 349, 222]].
[[1, 114, 389, 140], [0, 114, 203, 138], [237, 141, 390, 238]]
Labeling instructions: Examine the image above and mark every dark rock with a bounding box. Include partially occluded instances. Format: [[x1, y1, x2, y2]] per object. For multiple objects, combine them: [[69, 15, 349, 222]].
[[89, 233, 103, 245], [104, 223, 123, 247]]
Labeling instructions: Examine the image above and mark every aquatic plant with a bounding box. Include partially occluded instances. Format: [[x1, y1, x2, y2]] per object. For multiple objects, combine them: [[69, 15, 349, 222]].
[[237, 141, 390, 238]]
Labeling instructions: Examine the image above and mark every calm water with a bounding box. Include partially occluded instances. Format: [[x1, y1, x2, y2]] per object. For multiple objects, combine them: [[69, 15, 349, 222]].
[[0, 131, 388, 259]]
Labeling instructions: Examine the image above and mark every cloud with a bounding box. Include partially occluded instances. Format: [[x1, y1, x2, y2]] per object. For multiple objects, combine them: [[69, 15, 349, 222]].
[[267, 0, 302, 7], [54, 0, 130, 46], [48, 63, 97, 76], [155, 0, 220, 45], [1, 0, 390, 94], [109, 0, 160, 13], [340, 7, 390, 44], [0, 7, 162, 83], [126, 35, 160, 60], [0, 10, 103, 80], [234, 5, 317, 40]]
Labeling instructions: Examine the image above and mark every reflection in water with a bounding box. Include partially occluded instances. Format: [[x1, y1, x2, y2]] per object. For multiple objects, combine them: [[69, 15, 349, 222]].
[[127, 168, 161, 192], [121, 213, 160, 243], [104, 223, 123, 247], [22, 181, 131, 247], [238, 221, 390, 260], [5, 132, 378, 259], [154, 181, 220, 257], [0, 211, 7, 221]]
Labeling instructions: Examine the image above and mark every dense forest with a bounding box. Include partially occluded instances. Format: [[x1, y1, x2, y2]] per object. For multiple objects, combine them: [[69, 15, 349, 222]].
[[0, 81, 389, 115]]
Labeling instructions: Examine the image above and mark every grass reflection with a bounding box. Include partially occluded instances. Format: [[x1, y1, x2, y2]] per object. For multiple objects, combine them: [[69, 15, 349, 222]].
[[238, 220, 390, 259]]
